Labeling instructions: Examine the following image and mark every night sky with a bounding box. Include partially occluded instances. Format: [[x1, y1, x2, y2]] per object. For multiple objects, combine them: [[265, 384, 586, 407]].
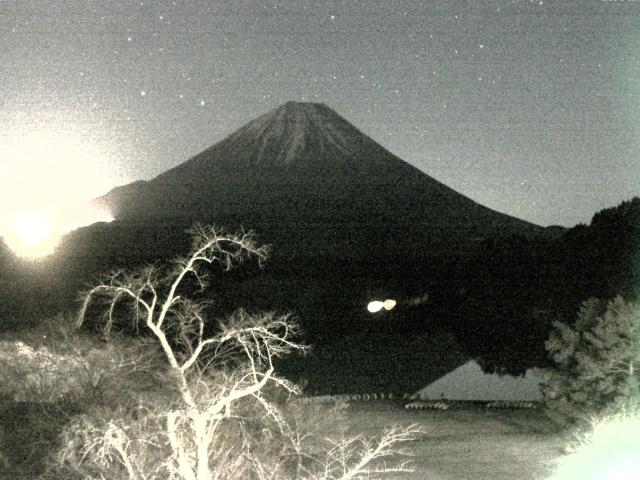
[[1, 0, 639, 228]]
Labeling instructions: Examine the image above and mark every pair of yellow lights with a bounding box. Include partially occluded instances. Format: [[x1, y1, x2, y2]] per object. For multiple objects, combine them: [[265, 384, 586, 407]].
[[366, 299, 397, 313]]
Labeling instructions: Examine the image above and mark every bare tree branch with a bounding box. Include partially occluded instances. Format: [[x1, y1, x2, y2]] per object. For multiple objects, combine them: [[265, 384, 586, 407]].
[[64, 225, 419, 480]]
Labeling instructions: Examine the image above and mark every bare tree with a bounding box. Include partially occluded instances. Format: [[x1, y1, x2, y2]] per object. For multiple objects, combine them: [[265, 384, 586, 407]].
[[303, 424, 422, 480], [61, 225, 421, 480]]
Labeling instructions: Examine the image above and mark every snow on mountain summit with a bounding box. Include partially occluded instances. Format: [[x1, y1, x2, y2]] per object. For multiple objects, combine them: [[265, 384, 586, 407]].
[[223, 101, 362, 165]]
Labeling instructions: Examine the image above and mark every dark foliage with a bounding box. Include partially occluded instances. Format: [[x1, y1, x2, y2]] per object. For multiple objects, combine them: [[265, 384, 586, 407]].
[[450, 197, 640, 375], [2, 196, 638, 390], [1, 101, 638, 390], [539, 296, 640, 429]]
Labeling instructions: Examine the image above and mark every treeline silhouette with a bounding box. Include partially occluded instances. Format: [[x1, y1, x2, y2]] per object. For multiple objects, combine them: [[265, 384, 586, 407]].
[[0, 197, 638, 391], [451, 197, 640, 375]]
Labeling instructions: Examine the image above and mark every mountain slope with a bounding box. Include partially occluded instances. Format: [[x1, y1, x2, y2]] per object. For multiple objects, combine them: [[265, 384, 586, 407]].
[[63, 102, 560, 391], [95, 102, 546, 268]]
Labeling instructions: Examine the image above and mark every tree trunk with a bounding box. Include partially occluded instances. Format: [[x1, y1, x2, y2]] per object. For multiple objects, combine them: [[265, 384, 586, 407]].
[[193, 413, 211, 480]]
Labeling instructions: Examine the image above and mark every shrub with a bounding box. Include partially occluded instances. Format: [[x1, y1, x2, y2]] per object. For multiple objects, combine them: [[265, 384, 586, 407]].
[[538, 296, 640, 429]]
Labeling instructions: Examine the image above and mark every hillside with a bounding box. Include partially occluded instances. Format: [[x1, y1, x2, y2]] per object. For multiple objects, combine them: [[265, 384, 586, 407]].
[[93, 102, 548, 269], [8, 103, 573, 391]]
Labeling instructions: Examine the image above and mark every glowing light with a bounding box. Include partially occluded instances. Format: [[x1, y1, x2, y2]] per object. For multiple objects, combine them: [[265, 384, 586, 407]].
[[13, 213, 51, 244], [2, 206, 113, 258], [367, 301, 384, 313], [383, 299, 397, 311], [7, 212, 55, 257], [0, 126, 117, 258], [367, 299, 397, 313], [3, 212, 57, 258], [548, 411, 640, 480]]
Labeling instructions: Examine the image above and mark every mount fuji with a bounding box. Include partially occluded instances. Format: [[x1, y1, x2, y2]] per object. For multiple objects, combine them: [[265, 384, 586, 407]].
[[56, 102, 560, 391], [93, 102, 547, 267]]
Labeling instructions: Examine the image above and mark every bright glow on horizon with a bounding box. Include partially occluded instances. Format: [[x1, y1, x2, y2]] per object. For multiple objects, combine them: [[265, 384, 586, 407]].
[[0, 126, 117, 258], [2, 206, 113, 258], [13, 213, 52, 244], [3, 211, 59, 258]]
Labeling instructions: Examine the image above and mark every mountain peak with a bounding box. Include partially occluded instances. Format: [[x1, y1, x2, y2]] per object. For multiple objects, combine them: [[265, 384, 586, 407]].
[[263, 101, 336, 126], [277, 101, 335, 117], [206, 101, 364, 167], [282, 100, 327, 110]]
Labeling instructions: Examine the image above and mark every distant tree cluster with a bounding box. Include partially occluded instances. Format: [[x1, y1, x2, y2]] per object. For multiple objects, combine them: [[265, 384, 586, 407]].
[[455, 196, 640, 376]]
